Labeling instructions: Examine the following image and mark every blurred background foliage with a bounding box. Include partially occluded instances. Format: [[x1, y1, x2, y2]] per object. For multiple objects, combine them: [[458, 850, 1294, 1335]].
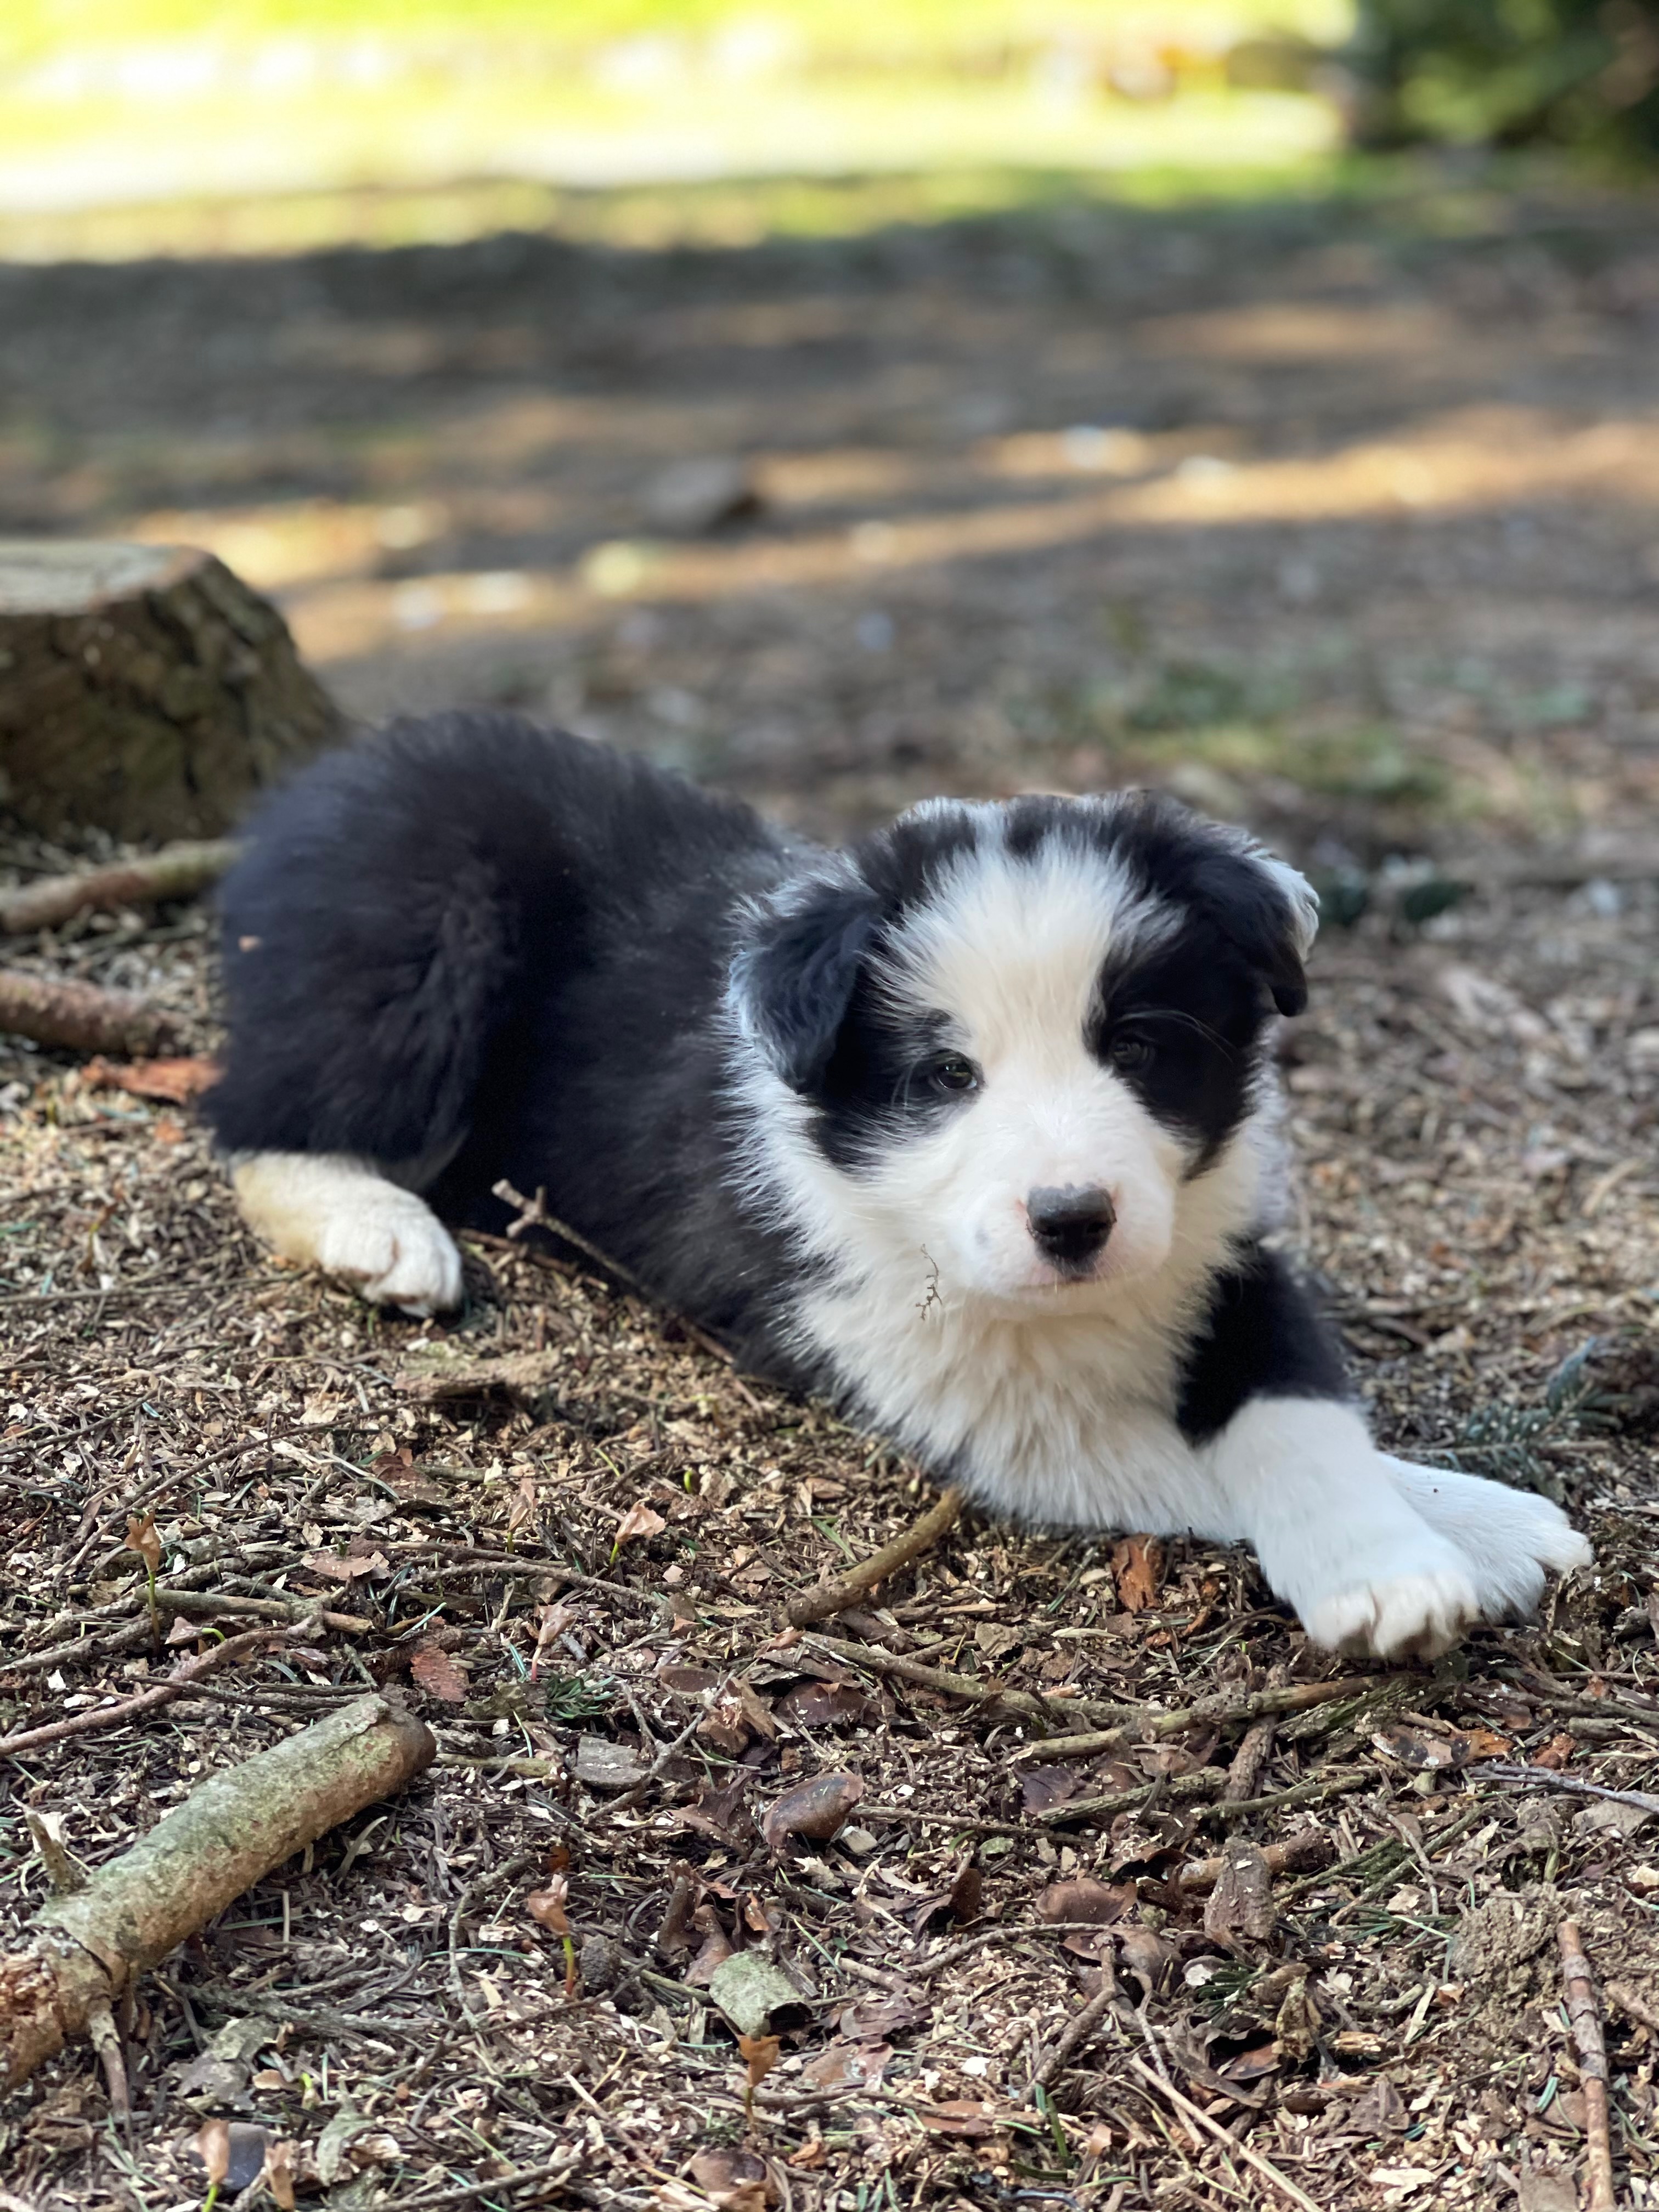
[[1346, 1, 1659, 158]]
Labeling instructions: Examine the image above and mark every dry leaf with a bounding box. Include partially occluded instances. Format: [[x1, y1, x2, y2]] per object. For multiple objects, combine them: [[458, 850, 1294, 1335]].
[[777, 1680, 870, 1730], [507, 1468, 538, 1539], [760, 1770, 863, 1851], [85, 1054, 221, 1102], [529, 1600, 574, 1681], [1020, 1764, 1082, 1814], [191, 2118, 231, 2187], [686, 2147, 774, 2212], [526, 1878, 571, 1935], [261, 2140, 298, 2212], [839, 1994, 929, 2041], [680, 1777, 756, 1844], [801, 2038, 891, 2090], [125, 1513, 161, 1577], [410, 1644, 467, 1704], [917, 2099, 998, 2137], [303, 1549, 389, 1582], [1110, 1534, 1164, 1613], [613, 1498, 667, 1551], [737, 2032, 782, 2092]]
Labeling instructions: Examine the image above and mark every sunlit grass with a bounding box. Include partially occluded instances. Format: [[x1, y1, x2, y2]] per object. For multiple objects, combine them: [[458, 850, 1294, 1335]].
[[0, 0, 1356, 252], [3, 2, 1352, 71]]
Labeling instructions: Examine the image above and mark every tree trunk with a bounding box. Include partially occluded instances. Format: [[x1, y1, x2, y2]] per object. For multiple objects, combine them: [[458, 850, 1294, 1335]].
[[0, 540, 342, 841]]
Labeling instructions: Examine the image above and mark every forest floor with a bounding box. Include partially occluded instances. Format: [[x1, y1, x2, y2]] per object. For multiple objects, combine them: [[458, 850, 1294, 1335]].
[[2, 159, 1659, 2212]]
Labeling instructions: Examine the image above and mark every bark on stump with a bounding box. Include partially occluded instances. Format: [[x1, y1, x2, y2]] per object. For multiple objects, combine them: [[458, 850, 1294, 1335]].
[[0, 540, 342, 840]]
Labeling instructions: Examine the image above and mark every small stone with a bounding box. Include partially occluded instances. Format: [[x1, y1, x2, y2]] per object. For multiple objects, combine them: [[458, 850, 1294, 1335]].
[[643, 455, 763, 535], [575, 1736, 648, 1791]]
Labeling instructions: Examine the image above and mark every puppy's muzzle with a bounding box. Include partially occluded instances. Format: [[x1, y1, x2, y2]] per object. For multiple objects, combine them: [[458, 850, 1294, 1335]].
[[1027, 1184, 1116, 1272]]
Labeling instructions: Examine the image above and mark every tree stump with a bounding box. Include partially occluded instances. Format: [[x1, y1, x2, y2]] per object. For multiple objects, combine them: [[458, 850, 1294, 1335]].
[[0, 540, 342, 841]]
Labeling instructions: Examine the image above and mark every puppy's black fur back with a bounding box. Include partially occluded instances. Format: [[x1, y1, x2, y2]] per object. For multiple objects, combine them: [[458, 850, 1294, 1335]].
[[208, 713, 805, 1369]]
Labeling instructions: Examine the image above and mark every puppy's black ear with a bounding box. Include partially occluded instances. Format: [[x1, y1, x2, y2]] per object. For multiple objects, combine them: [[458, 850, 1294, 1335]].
[[1193, 842, 1319, 1018], [731, 876, 882, 1093]]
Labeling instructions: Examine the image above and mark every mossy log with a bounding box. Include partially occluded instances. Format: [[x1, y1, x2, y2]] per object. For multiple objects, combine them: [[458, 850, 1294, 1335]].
[[0, 1694, 434, 2091], [0, 541, 341, 840]]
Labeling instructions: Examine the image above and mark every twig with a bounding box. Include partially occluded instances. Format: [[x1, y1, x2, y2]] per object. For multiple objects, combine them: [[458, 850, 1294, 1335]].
[[1201, 1770, 1376, 1825], [0, 965, 179, 1057], [1127, 2056, 1322, 2212], [1043, 1765, 1375, 1829], [380, 2152, 583, 2210], [786, 1487, 964, 1628], [0, 1627, 273, 1757], [448, 1850, 541, 2018], [1607, 1980, 1659, 2036], [0, 839, 239, 934], [84, 1996, 131, 2133], [1009, 1672, 1402, 1763], [803, 1631, 1133, 1731], [605, 1682, 728, 1816], [492, 1178, 645, 1289], [1028, 1977, 1118, 2095], [1472, 1762, 1659, 1817], [1559, 1921, 1617, 2212]]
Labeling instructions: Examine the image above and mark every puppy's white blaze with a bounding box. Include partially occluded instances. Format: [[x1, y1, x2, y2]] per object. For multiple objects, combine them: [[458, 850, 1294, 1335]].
[[876, 835, 1172, 1060], [870, 837, 1188, 1291]]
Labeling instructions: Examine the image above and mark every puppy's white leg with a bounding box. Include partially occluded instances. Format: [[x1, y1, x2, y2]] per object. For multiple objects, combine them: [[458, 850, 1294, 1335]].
[[1205, 1397, 1480, 1658], [230, 1152, 462, 1316], [1380, 1457, 1592, 1619]]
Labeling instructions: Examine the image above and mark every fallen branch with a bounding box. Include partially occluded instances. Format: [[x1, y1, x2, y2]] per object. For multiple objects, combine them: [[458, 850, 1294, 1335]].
[[1559, 1920, 1617, 2212], [1009, 1672, 1402, 1763], [787, 1486, 963, 1628], [0, 839, 238, 934], [0, 1627, 273, 1758], [0, 965, 179, 1057], [0, 1692, 433, 2090]]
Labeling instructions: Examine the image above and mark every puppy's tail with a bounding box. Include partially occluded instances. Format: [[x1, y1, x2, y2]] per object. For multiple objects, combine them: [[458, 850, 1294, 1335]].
[[205, 716, 539, 1177]]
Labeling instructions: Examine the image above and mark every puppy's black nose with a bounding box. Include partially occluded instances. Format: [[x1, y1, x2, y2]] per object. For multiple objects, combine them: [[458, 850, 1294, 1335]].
[[1028, 1184, 1116, 1269]]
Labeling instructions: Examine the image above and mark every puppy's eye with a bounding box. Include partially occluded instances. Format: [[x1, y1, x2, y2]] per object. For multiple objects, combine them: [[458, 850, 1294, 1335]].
[[1109, 1034, 1152, 1070], [926, 1055, 980, 1095]]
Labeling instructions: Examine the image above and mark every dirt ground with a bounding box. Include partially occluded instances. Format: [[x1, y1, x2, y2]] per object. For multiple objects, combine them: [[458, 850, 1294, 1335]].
[[2, 161, 1659, 2212]]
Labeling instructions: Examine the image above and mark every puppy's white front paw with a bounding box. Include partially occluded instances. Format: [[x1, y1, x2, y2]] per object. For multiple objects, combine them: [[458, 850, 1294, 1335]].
[[1382, 1458, 1593, 1620], [1302, 1560, 1480, 1660], [315, 1189, 463, 1315]]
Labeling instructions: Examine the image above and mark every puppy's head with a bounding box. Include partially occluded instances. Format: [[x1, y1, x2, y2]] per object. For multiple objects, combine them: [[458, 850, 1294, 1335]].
[[730, 792, 1316, 1308]]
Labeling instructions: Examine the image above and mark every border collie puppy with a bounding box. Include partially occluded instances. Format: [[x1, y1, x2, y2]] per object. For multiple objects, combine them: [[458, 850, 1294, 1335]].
[[206, 711, 1590, 1656]]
